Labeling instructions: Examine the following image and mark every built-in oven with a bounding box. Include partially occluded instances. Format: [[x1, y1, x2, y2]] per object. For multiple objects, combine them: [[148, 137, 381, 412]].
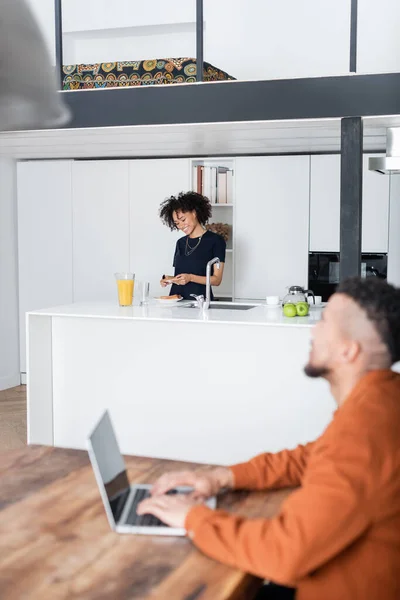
[[308, 252, 387, 302]]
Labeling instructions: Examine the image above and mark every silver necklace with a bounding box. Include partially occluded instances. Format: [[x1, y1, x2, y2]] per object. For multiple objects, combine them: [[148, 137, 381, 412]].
[[185, 233, 203, 256]]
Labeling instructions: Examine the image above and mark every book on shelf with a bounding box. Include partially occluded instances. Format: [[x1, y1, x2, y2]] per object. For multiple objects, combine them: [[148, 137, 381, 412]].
[[192, 164, 234, 204], [202, 166, 211, 201], [210, 166, 217, 204], [193, 165, 203, 194], [226, 170, 233, 204], [217, 170, 227, 204]]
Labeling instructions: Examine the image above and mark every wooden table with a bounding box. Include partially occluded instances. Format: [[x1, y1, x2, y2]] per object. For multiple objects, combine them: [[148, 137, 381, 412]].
[[0, 446, 292, 600]]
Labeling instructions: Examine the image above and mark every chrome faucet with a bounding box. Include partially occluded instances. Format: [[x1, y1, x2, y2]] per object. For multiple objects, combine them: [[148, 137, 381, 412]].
[[204, 257, 221, 310], [190, 294, 204, 309]]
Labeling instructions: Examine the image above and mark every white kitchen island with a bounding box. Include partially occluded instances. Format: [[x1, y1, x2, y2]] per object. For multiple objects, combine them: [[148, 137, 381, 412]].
[[27, 302, 335, 465]]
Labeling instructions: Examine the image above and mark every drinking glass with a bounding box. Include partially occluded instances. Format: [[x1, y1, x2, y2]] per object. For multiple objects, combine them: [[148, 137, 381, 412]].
[[139, 281, 150, 306], [115, 272, 135, 306]]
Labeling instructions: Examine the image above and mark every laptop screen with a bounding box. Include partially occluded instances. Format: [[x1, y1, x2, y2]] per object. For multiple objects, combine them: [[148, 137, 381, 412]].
[[88, 411, 130, 523]]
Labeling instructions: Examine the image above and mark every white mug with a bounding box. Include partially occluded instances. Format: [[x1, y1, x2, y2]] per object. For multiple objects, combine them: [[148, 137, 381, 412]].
[[266, 295, 280, 306], [311, 295, 322, 305]]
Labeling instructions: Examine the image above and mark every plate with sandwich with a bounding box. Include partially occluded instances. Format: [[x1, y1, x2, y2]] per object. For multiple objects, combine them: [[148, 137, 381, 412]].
[[156, 294, 183, 306]]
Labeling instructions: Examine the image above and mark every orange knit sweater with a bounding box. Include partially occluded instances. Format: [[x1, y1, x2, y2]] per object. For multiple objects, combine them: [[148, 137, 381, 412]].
[[185, 370, 400, 600]]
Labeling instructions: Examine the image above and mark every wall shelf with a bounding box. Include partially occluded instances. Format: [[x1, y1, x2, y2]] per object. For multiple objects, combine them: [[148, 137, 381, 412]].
[[190, 157, 235, 300]]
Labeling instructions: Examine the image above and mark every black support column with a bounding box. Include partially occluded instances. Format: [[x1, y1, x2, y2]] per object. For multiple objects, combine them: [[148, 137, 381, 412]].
[[340, 117, 363, 281], [54, 0, 64, 89], [349, 0, 358, 72], [196, 0, 204, 82]]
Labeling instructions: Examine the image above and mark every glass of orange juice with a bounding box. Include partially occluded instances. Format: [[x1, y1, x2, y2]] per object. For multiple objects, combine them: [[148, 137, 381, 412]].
[[115, 272, 135, 306]]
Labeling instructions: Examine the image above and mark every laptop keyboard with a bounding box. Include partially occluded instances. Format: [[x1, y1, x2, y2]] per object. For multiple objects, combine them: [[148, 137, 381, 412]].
[[125, 488, 179, 527]]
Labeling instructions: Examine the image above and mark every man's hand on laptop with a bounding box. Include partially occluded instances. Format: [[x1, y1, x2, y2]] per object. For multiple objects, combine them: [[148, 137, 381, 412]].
[[137, 493, 200, 528], [150, 467, 234, 499]]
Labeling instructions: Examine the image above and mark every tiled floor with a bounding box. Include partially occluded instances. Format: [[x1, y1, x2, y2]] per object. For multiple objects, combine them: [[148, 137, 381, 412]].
[[0, 385, 27, 452]]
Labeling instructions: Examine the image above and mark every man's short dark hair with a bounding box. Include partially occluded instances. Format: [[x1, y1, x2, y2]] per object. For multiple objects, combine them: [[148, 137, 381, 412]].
[[337, 277, 400, 364], [159, 191, 212, 230]]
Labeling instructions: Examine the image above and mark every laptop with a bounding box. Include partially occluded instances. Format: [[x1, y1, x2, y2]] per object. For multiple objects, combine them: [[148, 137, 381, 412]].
[[87, 411, 217, 535]]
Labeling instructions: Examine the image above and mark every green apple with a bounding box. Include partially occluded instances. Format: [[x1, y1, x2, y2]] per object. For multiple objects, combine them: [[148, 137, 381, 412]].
[[283, 303, 297, 318], [296, 302, 309, 317]]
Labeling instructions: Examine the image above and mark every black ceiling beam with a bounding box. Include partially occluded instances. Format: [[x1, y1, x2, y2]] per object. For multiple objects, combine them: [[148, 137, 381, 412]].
[[61, 72, 400, 129]]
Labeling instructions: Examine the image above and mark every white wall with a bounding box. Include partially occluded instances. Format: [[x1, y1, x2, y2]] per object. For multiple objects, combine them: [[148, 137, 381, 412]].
[[61, 0, 196, 63], [25, 0, 400, 78], [25, 0, 56, 64], [204, 0, 351, 80], [357, 0, 400, 74], [0, 159, 20, 390], [63, 24, 196, 64], [27, 0, 352, 79], [62, 0, 194, 31]]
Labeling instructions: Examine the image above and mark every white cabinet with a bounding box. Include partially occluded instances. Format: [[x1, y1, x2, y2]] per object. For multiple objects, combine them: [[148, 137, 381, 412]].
[[128, 159, 189, 297], [17, 160, 73, 373], [235, 156, 310, 299], [310, 155, 341, 252], [362, 155, 390, 253], [72, 161, 130, 302], [309, 154, 390, 253]]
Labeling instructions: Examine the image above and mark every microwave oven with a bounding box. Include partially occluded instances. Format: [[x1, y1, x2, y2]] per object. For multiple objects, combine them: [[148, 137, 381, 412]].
[[308, 252, 387, 302]]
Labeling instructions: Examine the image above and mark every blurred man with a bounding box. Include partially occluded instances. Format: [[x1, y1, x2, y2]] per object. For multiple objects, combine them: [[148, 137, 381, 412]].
[[138, 277, 400, 600], [0, 0, 69, 131]]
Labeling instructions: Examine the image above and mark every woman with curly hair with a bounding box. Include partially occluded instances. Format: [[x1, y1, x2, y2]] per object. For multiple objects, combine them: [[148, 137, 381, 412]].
[[159, 191, 226, 300]]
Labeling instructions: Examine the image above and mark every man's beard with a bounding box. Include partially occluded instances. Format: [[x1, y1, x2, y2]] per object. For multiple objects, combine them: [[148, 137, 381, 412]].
[[304, 363, 330, 378]]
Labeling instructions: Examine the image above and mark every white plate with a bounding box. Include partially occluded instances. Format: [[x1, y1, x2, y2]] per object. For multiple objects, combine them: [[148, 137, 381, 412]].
[[156, 297, 183, 306]]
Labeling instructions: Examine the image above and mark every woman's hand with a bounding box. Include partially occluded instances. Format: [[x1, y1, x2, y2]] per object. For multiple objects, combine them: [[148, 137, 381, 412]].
[[160, 276, 175, 288], [174, 273, 192, 286]]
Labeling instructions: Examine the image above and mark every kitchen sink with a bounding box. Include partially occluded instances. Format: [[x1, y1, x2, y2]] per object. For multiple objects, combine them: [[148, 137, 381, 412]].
[[183, 302, 257, 311], [210, 303, 256, 311]]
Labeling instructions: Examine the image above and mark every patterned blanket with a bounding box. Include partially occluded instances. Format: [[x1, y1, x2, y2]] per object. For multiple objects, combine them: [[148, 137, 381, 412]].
[[63, 58, 235, 90]]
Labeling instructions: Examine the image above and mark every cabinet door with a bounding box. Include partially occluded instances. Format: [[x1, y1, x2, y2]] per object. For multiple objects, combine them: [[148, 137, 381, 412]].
[[309, 154, 390, 253], [310, 155, 340, 252], [72, 161, 130, 302], [129, 159, 190, 297], [17, 160, 73, 373], [235, 156, 310, 299], [362, 154, 390, 253]]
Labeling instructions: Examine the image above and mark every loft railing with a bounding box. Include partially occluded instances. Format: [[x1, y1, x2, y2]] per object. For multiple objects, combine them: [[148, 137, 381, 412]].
[[54, 0, 205, 89]]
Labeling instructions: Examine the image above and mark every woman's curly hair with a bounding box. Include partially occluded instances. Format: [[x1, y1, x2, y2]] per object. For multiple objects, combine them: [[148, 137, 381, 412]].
[[337, 277, 400, 364], [159, 191, 212, 230]]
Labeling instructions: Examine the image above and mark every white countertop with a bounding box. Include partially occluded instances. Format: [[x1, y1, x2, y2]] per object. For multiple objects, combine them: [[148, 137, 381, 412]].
[[28, 300, 324, 328]]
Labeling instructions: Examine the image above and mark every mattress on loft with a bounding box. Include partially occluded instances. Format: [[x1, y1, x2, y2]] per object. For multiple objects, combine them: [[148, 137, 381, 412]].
[[62, 58, 235, 90]]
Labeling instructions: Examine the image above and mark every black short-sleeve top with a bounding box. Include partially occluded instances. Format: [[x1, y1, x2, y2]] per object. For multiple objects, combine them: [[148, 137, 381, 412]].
[[170, 230, 226, 299]]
